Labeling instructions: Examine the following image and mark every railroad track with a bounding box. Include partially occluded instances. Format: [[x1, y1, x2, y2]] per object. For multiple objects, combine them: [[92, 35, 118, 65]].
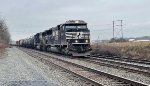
[[91, 55, 150, 65], [19, 47, 148, 86], [80, 56, 150, 75]]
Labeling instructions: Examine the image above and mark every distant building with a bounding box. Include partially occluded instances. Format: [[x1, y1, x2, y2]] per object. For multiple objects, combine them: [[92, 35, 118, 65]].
[[129, 39, 135, 42], [134, 40, 150, 42], [129, 39, 150, 42]]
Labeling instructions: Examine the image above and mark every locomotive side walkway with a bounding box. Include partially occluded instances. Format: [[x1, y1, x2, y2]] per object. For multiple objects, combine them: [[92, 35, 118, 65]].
[[0, 47, 81, 86]]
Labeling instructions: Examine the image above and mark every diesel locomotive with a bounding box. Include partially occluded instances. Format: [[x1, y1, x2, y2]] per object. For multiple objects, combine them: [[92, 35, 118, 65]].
[[18, 20, 92, 56]]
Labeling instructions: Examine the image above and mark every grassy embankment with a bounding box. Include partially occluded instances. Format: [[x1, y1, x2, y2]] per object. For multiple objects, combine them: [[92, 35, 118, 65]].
[[91, 42, 150, 60]]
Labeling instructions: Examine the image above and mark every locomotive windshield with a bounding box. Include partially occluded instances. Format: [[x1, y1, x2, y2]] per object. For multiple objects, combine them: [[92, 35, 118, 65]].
[[65, 25, 89, 32]]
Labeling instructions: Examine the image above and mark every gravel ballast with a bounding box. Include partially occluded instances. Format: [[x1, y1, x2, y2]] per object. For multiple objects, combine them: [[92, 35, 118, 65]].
[[0, 47, 85, 86]]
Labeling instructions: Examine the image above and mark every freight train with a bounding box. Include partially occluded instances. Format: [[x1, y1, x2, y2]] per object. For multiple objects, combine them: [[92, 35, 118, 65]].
[[18, 20, 92, 56]]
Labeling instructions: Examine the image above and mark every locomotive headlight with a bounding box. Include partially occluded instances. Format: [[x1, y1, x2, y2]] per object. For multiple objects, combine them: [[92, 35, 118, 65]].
[[75, 40, 78, 43], [86, 40, 88, 43]]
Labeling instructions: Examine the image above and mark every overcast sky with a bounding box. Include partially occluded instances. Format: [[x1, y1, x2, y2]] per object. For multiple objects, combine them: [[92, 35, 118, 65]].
[[0, 0, 150, 41]]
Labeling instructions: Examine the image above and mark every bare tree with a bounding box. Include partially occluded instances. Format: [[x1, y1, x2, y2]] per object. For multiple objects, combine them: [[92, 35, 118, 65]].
[[0, 16, 10, 45]]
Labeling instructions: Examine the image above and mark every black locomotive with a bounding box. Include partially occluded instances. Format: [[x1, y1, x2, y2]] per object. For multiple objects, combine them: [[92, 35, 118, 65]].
[[18, 20, 92, 56]]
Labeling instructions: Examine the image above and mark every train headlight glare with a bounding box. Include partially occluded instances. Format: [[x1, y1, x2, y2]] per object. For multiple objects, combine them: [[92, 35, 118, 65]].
[[75, 40, 78, 43], [86, 40, 88, 43]]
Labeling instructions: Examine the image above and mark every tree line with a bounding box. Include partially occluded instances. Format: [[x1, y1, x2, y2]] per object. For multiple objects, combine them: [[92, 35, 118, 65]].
[[0, 16, 10, 45]]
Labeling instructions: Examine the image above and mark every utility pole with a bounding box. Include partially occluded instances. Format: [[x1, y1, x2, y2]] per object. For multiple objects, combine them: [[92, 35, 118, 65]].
[[112, 21, 115, 39], [117, 20, 123, 39]]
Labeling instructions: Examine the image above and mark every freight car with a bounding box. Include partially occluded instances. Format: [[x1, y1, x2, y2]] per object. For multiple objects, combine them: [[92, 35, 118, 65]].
[[19, 20, 92, 56]]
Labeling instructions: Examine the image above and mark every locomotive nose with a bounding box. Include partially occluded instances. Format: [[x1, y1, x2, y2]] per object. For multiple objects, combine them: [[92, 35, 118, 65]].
[[76, 45, 86, 53]]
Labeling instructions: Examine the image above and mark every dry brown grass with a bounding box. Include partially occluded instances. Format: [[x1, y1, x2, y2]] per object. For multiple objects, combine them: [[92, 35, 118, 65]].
[[91, 42, 150, 60]]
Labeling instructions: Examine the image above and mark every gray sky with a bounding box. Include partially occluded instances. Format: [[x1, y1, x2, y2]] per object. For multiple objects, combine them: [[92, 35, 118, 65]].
[[0, 0, 150, 41]]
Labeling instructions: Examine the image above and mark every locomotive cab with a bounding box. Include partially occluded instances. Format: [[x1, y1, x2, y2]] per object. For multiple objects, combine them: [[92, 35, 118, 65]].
[[64, 20, 92, 56]]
